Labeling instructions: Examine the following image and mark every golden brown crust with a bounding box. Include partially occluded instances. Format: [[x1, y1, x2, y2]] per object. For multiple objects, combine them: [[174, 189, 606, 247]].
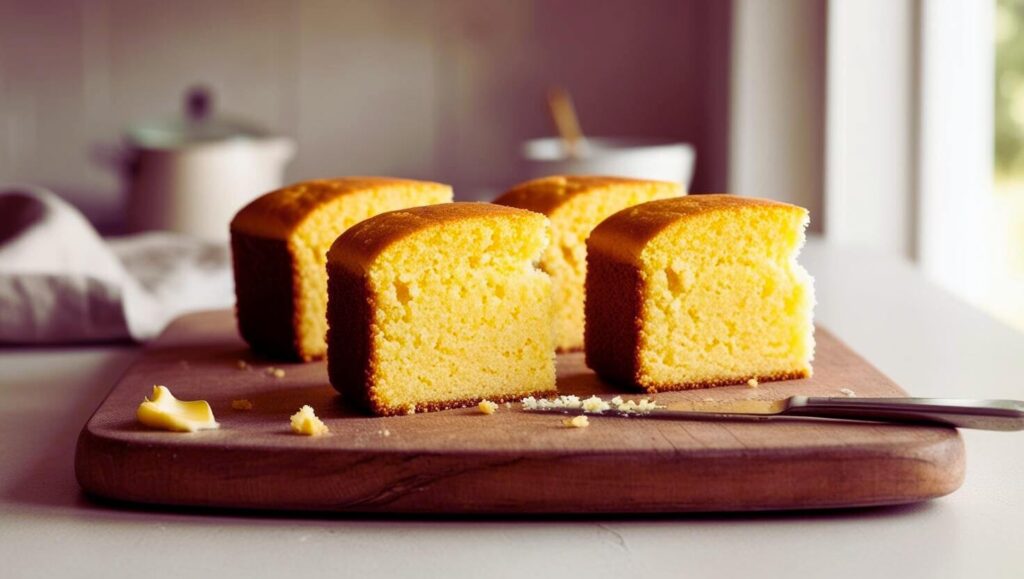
[[637, 370, 811, 394], [326, 261, 376, 411], [493, 175, 681, 216], [584, 251, 643, 384], [230, 177, 452, 239], [327, 202, 544, 273], [231, 177, 452, 361], [366, 389, 560, 417], [231, 232, 307, 360], [589, 194, 806, 265]]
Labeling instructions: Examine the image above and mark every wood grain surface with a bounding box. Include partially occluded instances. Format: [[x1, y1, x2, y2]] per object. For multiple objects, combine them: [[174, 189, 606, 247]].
[[75, 310, 965, 514]]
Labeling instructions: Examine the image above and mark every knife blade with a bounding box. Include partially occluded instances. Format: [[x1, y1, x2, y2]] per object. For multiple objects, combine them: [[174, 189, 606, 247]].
[[522, 396, 1024, 431]]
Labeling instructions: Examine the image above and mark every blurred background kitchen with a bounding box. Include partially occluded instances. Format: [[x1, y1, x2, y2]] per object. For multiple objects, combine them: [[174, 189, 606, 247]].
[[1, 0, 1021, 337]]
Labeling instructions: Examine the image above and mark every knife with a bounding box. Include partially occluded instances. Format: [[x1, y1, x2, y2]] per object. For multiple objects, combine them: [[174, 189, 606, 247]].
[[523, 396, 1024, 431]]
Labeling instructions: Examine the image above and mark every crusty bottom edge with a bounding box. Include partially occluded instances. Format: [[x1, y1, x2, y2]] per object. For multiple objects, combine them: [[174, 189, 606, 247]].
[[636, 369, 812, 394], [370, 388, 559, 417]]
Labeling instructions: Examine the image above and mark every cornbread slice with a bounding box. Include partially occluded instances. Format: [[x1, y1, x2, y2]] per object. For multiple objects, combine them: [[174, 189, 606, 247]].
[[326, 203, 556, 416], [585, 195, 814, 392], [494, 176, 682, 351], [230, 177, 452, 361]]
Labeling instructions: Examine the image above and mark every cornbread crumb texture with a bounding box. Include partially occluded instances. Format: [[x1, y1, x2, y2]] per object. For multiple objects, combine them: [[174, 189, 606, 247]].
[[494, 175, 682, 351], [747, 378, 759, 388], [231, 399, 254, 411], [582, 396, 611, 413], [230, 177, 453, 361], [327, 203, 556, 416], [290, 405, 329, 436], [478, 400, 499, 415], [564, 415, 590, 428], [521, 395, 661, 414], [585, 194, 815, 392], [136, 386, 219, 433]]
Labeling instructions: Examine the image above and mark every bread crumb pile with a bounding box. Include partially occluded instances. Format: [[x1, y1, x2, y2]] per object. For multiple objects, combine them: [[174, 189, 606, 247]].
[[290, 405, 329, 436], [581, 396, 611, 413], [521, 395, 662, 415], [521, 395, 581, 410], [478, 400, 499, 415]]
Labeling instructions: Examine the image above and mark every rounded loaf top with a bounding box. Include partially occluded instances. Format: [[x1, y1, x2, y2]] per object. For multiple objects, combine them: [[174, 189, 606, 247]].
[[327, 202, 547, 273], [230, 177, 453, 239], [587, 194, 808, 264], [494, 175, 681, 216]]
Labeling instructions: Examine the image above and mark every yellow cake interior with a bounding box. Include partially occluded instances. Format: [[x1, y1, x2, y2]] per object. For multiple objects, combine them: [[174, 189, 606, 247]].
[[288, 188, 450, 358], [540, 184, 680, 351], [638, 204, 814, 387], [362, 211, 555, 412]]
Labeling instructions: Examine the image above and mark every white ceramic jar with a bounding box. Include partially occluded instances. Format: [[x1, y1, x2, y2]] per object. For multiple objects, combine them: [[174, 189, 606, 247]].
[[521, 137, 696, 190], [120, 88, 295, 241]]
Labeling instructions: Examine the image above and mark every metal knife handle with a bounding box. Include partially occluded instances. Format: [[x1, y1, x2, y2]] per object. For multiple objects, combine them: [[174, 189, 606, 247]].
[[784, 396, 1024, 431]]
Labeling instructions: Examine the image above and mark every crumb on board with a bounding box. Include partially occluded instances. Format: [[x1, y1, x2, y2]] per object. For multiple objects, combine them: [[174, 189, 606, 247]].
[[520, 395, 582, 411], [582, 395, 611, 414], [563, 415, 590, 428], [505, 402, 512, 409], [290, 405, 329, 436], [839, 388, 857, 397], [615, 398, 662, 414], [231, 399, 254, 411], [378, 428, 391, 437], [478, 400, 498, 415], [747, 378, 759, 388], [523, 395, 661, 414], [236, 360, 250, 370], [265, 367, 286, 379]]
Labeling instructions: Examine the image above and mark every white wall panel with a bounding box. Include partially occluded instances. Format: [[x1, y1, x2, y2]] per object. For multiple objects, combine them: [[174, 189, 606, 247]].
[[0, 0, 731, 223]]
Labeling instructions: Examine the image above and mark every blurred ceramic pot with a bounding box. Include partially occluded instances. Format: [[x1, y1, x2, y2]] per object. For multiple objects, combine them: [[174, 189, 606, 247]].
[[521, 137, 695, 190], [119, 87, 295, 241]]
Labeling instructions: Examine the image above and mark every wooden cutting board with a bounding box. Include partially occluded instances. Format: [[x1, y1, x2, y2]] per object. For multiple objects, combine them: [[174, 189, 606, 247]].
[[76, 310, 964, 514]]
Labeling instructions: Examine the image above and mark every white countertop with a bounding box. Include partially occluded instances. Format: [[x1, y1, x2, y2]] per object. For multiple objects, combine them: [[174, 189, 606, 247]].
[[1, 240, 1022, 579]]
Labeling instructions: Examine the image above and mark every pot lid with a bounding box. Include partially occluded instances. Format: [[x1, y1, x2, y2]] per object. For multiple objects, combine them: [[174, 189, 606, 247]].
[[126, 86, 271, 149]]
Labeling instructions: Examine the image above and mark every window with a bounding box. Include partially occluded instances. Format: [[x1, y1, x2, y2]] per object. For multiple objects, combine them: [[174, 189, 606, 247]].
[[992, 0, 1024, 331]]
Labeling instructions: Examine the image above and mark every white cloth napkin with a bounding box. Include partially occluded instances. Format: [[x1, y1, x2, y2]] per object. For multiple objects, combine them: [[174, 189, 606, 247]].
[[0, 185, 234, 343]]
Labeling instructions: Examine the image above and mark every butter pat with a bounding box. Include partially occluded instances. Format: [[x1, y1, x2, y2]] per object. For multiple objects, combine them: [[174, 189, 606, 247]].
[[563, 415, 590, 428], [137, 385, 219, 433], [290, 405, 329, 436]]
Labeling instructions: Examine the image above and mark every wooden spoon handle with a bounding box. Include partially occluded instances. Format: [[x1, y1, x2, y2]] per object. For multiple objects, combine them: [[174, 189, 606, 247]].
[[546, 86, 585, 158]]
